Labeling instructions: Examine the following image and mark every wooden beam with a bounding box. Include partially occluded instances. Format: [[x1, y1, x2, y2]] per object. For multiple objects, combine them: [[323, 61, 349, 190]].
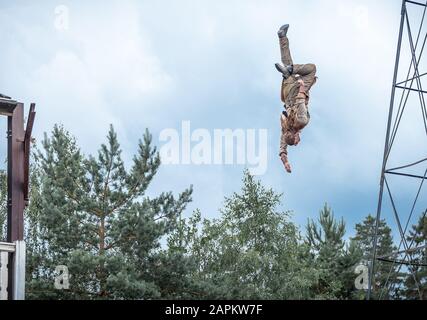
[[24, 104, 36, 204], [7, 103, 25, 243]]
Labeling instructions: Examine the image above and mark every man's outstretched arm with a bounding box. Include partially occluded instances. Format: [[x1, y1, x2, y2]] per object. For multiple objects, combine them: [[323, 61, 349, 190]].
[[280, 152, 292, 173], [280, 115, 292, 173]]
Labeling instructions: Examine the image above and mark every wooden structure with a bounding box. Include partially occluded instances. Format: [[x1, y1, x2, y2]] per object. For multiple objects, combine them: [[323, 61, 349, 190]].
[[0, 97, 35, 300]]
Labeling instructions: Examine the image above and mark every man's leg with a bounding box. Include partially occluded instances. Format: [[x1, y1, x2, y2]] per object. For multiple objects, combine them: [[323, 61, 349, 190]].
[[279, 36, 294, 66], [293, 64, 317, 91], [276, 25, 294, 78]]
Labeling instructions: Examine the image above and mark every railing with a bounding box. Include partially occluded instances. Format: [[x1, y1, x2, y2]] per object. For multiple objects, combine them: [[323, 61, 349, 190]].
[[0, 242, 15, 300], [0, 241, 25, 300]]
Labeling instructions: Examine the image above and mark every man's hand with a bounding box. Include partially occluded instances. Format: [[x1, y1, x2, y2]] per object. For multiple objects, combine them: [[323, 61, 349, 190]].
[[280, 153, 292, 173]]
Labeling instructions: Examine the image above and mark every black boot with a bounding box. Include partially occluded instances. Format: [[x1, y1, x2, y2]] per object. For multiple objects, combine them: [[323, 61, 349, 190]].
[[275, 63, 293, 79], [278, 24, 289, 38]]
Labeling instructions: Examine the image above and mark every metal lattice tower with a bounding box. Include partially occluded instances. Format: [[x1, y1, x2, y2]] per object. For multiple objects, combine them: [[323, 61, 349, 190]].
[[369, 0, 427, 300]]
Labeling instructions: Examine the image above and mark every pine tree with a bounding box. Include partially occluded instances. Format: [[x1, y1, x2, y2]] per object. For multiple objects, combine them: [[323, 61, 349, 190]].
[[174, 170, 318, 300], [306, 204, 360, 299], [351, 215, 400, 300], [403, 215, 427, 300], [27, 124, 193, 299]]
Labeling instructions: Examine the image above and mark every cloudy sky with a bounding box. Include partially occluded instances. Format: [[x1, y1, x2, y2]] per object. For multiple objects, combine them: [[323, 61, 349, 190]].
[[1, 0, 426, 238]]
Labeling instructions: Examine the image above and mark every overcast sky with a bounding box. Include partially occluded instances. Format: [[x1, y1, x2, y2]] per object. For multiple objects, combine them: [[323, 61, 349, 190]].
[[1, 0, 426, 238]]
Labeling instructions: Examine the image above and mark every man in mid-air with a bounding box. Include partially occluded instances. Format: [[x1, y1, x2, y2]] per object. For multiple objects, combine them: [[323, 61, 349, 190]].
[[275, 24, 317, 173]]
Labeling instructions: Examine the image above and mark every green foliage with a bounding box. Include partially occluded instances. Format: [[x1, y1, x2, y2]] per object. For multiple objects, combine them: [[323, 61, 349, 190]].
[[1, 123, 412, 300], [403, 215, 427, 300], [170, 170, 319, 299], [0, 170, 6, 240], [26, 124, 193, 299], [306, 204, 362, 299], [351, 215, 399, 300]]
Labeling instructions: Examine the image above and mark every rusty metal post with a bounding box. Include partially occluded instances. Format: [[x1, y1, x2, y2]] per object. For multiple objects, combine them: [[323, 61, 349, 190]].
[[7, 103, 25, 243]]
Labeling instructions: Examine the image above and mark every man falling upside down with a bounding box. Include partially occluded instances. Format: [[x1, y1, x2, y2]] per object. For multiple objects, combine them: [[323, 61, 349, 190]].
[[275, 24, 317, 173]]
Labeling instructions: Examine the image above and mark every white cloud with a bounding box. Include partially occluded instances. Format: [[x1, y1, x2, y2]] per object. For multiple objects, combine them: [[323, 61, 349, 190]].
[[5, 1, 175, 155], [64, 2, 173, 100]]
